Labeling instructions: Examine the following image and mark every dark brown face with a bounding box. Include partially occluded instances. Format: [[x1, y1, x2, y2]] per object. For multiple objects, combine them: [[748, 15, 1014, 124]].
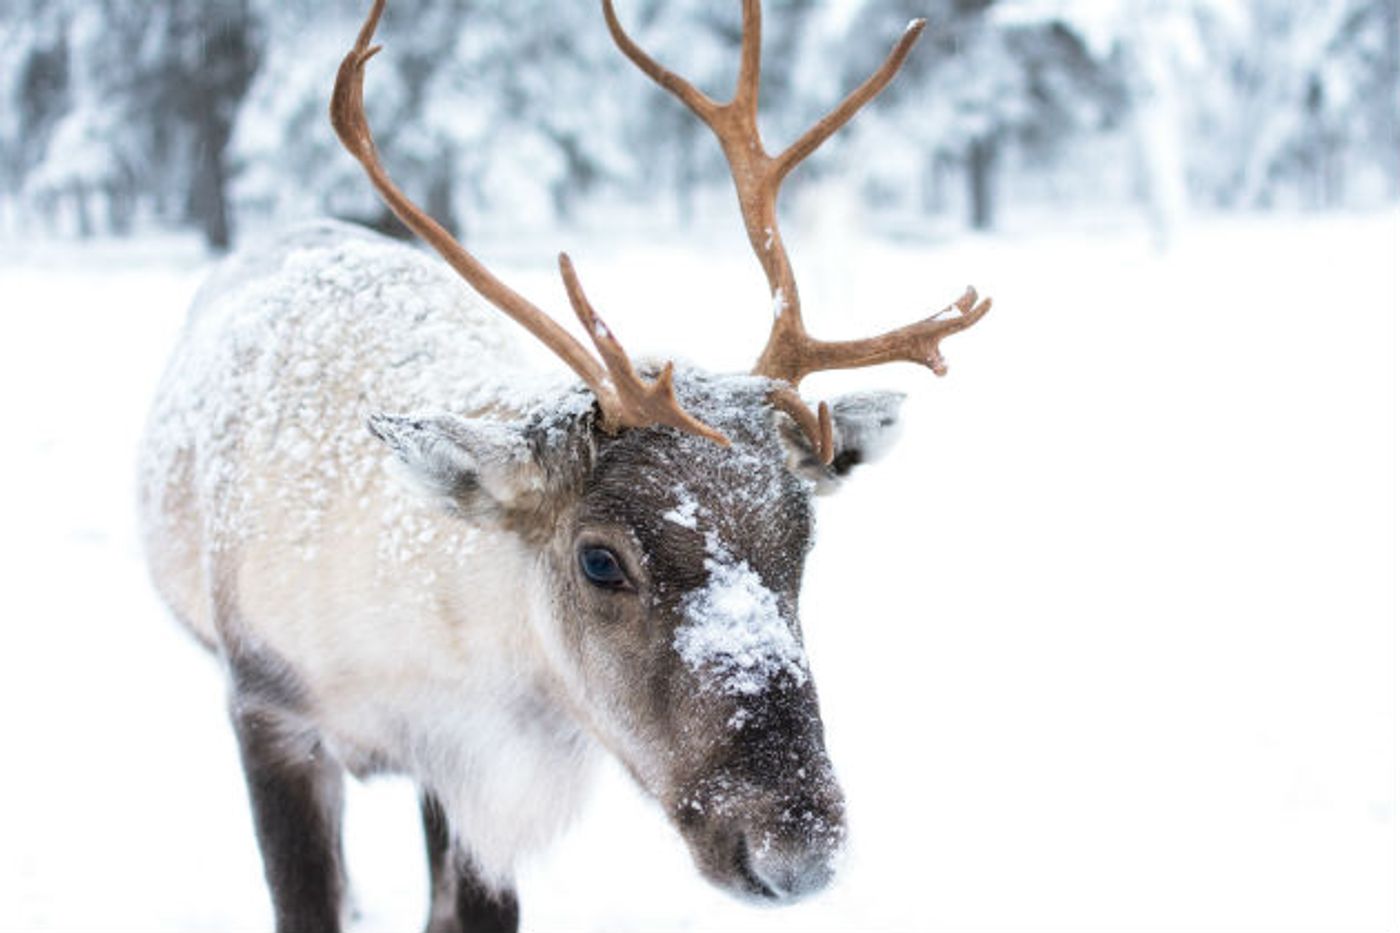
[[539, 376, 845, 903]]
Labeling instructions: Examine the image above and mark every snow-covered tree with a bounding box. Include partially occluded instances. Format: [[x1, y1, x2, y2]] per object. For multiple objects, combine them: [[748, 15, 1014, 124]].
[[1, 0, 1396, 245], [0, 0, 260, 247], [839, 0, 1115, 230]]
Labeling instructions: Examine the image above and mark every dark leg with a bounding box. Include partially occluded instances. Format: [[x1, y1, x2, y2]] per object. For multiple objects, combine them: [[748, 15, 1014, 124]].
[[232, 702, 346, 933], [422, 792, 457, 931], [420, 792, 520, 933]]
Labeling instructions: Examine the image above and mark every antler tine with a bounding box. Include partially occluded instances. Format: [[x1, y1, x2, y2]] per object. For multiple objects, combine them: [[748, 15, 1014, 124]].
[[774, 287, 995, 384], [770, 386, 833, 465], [601, 0, 720, 122], [772, 20, 926, 184], [559, 255, 730, 446], [333, 0, 726, 444], [734, 0, 763, 113]]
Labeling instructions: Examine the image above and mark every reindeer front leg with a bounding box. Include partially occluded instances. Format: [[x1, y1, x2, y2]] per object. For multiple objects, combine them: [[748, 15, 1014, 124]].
[[420, 792, 520, 933], [231, 702, 348, 933]]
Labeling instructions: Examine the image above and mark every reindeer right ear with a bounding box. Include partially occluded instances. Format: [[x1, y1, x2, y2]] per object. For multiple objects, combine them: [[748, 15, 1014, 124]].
[[367, 413, 550, 510], [777, 391, 906, 493]]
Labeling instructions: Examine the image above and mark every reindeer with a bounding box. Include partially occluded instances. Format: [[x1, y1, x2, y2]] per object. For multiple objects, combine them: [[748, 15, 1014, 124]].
[[137, 1, 990, 930]]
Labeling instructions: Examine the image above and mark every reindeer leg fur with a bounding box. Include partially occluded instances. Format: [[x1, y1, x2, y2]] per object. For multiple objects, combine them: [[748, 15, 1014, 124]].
[[420, 791, 520, 933], [231, 701, 348, 933]]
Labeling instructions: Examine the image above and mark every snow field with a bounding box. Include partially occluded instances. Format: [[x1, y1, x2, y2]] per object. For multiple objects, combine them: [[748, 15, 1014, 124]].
[[0, 211, 1395, 931]]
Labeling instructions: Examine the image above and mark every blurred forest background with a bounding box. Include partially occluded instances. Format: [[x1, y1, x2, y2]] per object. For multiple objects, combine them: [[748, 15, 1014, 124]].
[[1, 0, 1397, 252]]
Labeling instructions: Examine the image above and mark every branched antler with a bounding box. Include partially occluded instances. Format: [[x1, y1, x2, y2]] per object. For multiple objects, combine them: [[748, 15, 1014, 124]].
[[605, 0, 992, 461], [335, 0, 990, 463], [332, 0, 728, 444]]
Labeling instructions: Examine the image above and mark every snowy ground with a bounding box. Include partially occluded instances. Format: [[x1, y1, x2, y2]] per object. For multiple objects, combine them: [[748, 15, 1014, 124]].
[[1, 210, 1396, 932]]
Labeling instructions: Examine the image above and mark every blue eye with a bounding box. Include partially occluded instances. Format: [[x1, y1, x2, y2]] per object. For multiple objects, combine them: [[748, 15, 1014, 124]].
[[579, 546, 629, 590]]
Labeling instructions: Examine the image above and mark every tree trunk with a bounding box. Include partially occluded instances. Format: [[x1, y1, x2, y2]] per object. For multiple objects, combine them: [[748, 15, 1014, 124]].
[[967, 135, 997, 231], [73, 181, 93, 238], [921, 153, 947, 216], [426, 149, 459, 239], [191, 123, 233, 251], [676, 141, 696, 229], [674, 117, 700, 228], [1125, 5, 1188, 249], [105, 179, 135, 235], [175, 0, 261, 252]]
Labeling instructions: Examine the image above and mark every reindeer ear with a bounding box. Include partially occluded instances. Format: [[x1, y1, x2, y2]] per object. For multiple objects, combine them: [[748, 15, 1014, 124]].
[[779, 391, 906, 493], [367, 413, 549, 510]]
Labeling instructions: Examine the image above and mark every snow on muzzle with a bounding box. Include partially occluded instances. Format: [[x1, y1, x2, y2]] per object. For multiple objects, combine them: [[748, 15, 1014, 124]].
[[667, 555, 846, 903], [669, 738, 847, 904]]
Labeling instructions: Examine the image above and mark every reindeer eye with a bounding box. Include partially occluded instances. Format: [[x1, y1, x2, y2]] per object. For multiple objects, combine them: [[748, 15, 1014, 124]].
[[578, 546, 629, 590]]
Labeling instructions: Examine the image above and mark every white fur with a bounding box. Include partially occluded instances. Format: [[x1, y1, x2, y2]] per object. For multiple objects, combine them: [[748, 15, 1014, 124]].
[[138, 221, 599, 882], [830, 391, 906, 466]]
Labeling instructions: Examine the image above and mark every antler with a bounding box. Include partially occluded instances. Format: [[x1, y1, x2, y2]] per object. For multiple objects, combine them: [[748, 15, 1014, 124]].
[[331, 0, 727, 446], [604, 0, 991, 460], [769, 386, 832, 465]]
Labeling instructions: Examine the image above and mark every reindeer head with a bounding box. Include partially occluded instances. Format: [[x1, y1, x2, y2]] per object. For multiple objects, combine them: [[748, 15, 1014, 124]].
[[334, 0, 991, 905], [367, 373, 905, 901]]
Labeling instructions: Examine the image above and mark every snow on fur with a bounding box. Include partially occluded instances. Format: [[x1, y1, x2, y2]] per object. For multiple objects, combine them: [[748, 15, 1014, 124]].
[[674, 532, 808, 696], [662, 486, 700, 528], [138, 220, 582, 571]]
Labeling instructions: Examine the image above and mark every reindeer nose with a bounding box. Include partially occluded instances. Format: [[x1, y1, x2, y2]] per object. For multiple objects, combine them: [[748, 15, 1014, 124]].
[[742, 830, 839, 902], [737, 781, 846, 903], [678, 755, 847, 904]]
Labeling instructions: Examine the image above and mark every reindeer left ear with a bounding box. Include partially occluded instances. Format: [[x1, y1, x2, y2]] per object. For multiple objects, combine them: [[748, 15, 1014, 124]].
[[367, 412, 550, 510], [778, 391, 906, 492]]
